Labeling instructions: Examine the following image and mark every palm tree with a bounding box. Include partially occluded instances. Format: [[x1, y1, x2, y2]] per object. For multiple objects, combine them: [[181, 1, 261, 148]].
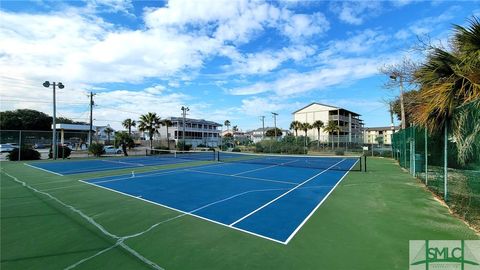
[[324, 121, 340, 150], [413, 17, 480, 133], [122, 118, 136, 135], [224, 120, 231, 132], [300, 122, 312, 147], [162, 119, 173, 149], [138, 112, 161, 149], [103, 126, 114, 145], [289, 121, 302, 137], [312, 120, 324, 148]]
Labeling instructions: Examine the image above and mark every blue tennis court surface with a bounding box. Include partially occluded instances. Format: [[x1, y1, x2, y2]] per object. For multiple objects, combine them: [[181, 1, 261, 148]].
[[82, 157, 359, 244], [27, 152, 215, 175]]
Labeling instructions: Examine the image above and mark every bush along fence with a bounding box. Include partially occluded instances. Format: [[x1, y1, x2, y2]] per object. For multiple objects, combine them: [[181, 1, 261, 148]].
[[391, 120, 479, 231]]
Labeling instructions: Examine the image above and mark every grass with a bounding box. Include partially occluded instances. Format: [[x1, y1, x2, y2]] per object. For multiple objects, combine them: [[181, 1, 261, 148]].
[[1, 157, 478, 270]]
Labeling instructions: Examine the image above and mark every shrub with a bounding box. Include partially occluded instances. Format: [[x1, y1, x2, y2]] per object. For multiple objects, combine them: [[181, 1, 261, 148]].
[[7, 148, 41, 161], [176, 141, 192, 151], [49, 145, 71, 159], [232, 148, 241, 152], [89, 143, 105, 157], [334, 150, 345, 156]]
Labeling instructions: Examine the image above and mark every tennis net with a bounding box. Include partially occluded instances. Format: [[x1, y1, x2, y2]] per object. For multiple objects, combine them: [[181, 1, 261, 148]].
[[146, 149, 216, 161], [217, 151, 364, 172]]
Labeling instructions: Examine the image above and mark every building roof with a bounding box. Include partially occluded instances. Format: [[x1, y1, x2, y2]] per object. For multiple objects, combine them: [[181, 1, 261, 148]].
[[364, 126, 400, 131], [53, 123, 95, 131], [292, 102, 361, 116], [167, 117, 222, 126]]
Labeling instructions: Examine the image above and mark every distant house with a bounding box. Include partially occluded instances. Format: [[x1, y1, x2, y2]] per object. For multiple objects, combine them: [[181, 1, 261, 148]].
[[246, 127, 290, 143], [95, 125, 115, 143], [364, 126, 399, 145], [292, 102, 364, 144], [154, 117, 222, 147]]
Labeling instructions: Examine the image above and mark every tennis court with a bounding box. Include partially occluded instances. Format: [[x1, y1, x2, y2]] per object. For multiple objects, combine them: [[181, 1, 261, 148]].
[[80, 152, 361, 243]]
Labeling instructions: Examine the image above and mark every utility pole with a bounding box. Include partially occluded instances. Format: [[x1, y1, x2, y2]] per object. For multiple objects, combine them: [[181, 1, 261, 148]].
[[181, 106, 189, 150], [260, 116, 265, 140], [271, 112, 278, 141], [43, 81, 64, 160], [88, 92, 96, 146]]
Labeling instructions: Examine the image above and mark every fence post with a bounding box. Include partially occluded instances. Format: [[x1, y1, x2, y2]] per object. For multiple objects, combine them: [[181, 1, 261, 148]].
[[18, 130, 22, 161], [444, 121, 448, 201], [425, 128, 428, 186]]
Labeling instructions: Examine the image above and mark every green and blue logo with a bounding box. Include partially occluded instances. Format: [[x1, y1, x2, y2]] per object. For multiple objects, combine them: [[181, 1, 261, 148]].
[[410, 240, 480, 270]]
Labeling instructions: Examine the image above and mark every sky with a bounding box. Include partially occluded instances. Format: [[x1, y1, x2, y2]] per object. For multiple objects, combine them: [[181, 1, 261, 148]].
[[0, 0, 479, 131]]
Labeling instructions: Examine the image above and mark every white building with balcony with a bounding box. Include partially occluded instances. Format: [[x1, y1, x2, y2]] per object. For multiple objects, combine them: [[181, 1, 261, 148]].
[[364, 126, 399, 145], [156, 117, 222, 147], [292, 103, 364, 144]]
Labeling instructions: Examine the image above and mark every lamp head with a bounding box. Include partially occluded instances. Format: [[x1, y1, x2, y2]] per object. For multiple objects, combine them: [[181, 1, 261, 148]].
[[43, 81, 50, 88], [389, 75, 396, 80], [57, 82, 64, 89]]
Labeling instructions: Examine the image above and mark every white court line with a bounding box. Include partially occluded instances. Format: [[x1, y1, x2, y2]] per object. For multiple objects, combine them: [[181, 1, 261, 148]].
[[102, 159, 145, 167], [229, 158, 346, 227], [79, 179, 288, 244], [24, 163, 64, 176], [86, 162, 230, 184], [284, 159, 359, 244], [184, 169, 297, 185], [231, 159, 299, 176]]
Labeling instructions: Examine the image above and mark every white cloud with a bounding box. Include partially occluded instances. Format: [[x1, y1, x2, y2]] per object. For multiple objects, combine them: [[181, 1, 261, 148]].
[[281, 12, 330, 41], [225, 45, 316, 75], [229, 57, 382, 96], [330, 1, 382, 25]]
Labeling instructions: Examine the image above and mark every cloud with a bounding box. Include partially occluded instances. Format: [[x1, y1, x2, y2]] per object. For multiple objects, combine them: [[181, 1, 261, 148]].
[[330, 1, 382, 25], [281, 12, 330, 41], [225, 45, 316, 75], [229, 57, 382, 96]]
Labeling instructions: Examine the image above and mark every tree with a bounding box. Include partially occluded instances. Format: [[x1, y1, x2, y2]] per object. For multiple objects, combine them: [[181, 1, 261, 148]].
[[103, 127, 114, 144], [0, 109, 51, 130], [232, 125, 239, 132], [413, 17, 480, 133], [380, 57, 418, 129], [162, 119, 173, 149], [289, 121, 302, 137], [311, 120, 324, 147], [300, 122, 312, 147], [224, 120, 231, 132], [324, 121, 340, 149], [122, 118, 136, 135], [138, 112, 161, 149], [115, 131, 134, 156], [0, 109, 85, 130], [375, 136, 384, 146], [390, 90, 420, 126], [265, 128, 282, 138]]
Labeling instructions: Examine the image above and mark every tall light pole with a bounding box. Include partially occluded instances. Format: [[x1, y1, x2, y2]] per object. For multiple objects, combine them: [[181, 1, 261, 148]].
[[259, 116, 265, 140], [43, 81, 64, 160], [390, 74, 406, 129], [88, 92, 96, 146], [271, 112, 278, 141], [181, 106, 189, 150]]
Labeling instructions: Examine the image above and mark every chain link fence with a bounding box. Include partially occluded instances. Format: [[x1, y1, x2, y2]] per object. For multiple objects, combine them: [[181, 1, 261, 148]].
[[391, 105, 480, 231], [0, 130, 146, 160]]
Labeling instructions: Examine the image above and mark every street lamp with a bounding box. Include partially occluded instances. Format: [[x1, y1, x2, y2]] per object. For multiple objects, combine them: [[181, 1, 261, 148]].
[[271, 112, 278, 141], [181, 106, 189, 150], [389, 74, 406, 129], [43, 81, 64, 160]]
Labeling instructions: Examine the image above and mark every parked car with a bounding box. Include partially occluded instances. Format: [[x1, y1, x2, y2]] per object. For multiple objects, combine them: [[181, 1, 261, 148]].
[[34, 143, 47, 149], [104, 146, 122, 154], [0, 144, 16, 152]]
